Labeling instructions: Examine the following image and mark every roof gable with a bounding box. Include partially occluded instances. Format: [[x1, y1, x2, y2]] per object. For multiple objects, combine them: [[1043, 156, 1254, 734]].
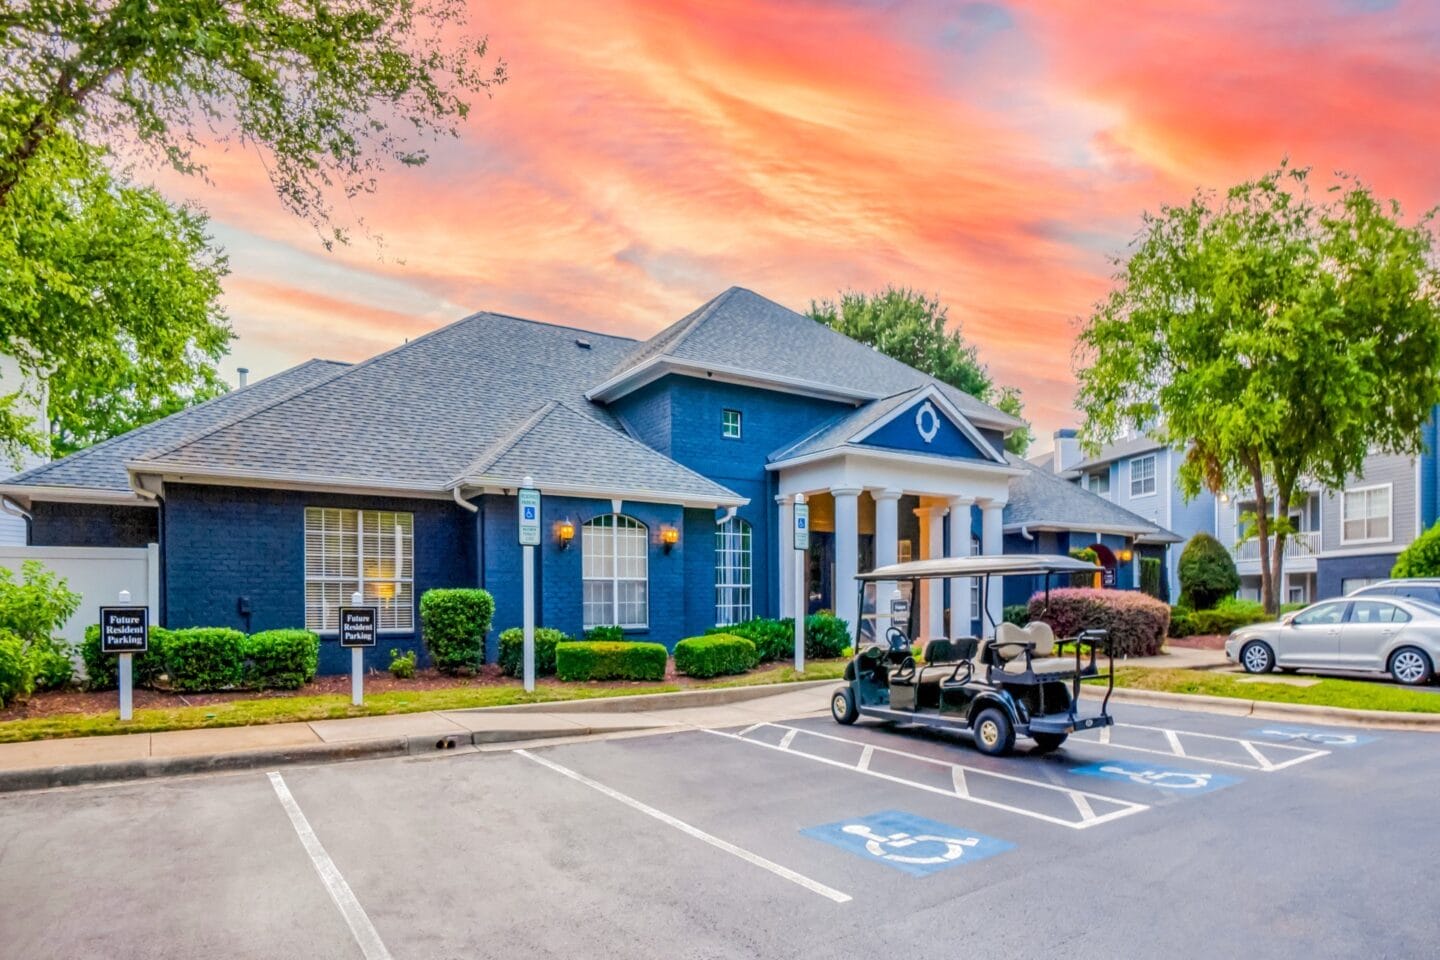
[[851, 388, 1003, 463]]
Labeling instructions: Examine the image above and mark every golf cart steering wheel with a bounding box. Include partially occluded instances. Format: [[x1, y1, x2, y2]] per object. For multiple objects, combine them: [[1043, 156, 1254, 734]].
[[885, 626, 909, 652]]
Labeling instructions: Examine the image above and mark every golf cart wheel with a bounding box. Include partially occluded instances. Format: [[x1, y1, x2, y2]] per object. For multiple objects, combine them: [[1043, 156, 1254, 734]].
[[973, 707, 1015, 757], [831, 687, 858, 725], [1240, 640, 1275, 674], [1031, 732, 1068, 753], [1389, 646, 1433, 686]]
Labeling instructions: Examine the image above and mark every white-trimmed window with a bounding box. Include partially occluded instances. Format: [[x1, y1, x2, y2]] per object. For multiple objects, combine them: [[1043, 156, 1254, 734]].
[[583, 514, 648, 629], [1087, 471, 1110, 495], [1342, 485, 1391, 544], [1130, 455, 1156, 497], [304, 508, 414, 633], [715, 517, 752, 625], [722, 409, 742, 439]]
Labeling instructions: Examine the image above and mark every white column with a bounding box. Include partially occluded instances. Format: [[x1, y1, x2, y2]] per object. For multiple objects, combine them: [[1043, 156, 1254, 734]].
[[979, 499, 1006, 637], [948, 497, 975, 637], [776, 495, 794, 618], [871, 489, 901, 632], [927, 506, 946, 639], [832, 487, 862, 634]]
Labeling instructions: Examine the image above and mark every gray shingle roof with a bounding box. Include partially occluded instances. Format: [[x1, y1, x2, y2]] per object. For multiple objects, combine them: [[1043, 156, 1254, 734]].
[[600, 287, 1025, 430], [3, 359, 350, 493], [1065, 434, 1166, 474], [455, 400, 742, 505], [1004, 455, 1180, 542]]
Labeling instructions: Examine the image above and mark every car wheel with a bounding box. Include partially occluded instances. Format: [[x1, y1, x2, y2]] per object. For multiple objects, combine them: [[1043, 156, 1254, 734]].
[[1388, 647, 1433, 687], [1240, 640, 1275, 674], [1031, 732, 1068, 752], [831, 687, 858, 725], [972, 707, 1015, 757]]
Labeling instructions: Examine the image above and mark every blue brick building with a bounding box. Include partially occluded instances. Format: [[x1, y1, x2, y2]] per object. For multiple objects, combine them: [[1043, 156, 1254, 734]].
[[2, 288, 1172, 672]]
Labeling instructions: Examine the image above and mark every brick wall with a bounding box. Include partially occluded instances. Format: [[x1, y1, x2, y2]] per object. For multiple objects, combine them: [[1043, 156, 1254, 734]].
[[30, 501, 158, 548]]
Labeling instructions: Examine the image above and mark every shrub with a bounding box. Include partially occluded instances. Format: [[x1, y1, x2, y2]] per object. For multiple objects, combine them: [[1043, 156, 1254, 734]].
[[1178, 533, 1240, 609], [498, 626, 572, 677], [1190, 597, 1272, 636], [0, 629, 33, 707], [389, 648, 417, 679], [0, 561, 82, 690], [555, 641, 667, 681], [805, 613, 849, 659], [163, 627, 246, 691], [1393, 521, 1440, 578], [1028, 588, 1171, 658], [1003, 604, 1031, 627], [674, 634, 758, 678], [420, 588, 495, 675], [27, 635, 74, 691], [1139, 557, 1164, 600], [709, 618, 793, 662], [244, 629, 319, 689], [80, 623, 170, 690], [1168, 609, 1197, 638], [584, 625, 625, 643], [1068, 547, 1101, 587]]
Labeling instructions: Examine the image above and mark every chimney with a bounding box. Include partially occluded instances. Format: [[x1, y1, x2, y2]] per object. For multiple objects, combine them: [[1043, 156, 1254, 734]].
[[237, 367, 249, 389], [1053, 428, 1082, 472]]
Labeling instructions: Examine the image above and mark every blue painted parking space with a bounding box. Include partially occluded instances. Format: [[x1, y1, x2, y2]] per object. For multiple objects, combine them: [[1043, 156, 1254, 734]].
[[1245, 727, 1378, 748], [801, 810, 1013, 877], [1069, 760, 1241, 794]]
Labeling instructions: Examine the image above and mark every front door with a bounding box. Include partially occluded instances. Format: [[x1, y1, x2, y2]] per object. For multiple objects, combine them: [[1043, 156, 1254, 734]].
[[807, 533, 833, 614]]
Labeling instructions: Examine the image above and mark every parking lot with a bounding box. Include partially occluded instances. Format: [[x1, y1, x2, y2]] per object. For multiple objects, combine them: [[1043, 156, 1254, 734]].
[[3, 702, 1436, 960]]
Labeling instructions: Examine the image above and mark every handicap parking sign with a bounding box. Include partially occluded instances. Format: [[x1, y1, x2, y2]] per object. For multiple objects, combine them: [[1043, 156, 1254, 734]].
[[1246, 727, 1376, 748], [1070, 761, 1239, 794], [801, 810, 1012, 877]]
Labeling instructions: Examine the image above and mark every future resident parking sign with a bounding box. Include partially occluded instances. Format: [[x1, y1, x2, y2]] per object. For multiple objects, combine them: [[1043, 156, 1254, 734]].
[[338, 606, 378, 648], [99, 606, 149, 654], [518, 486, 541, 546]]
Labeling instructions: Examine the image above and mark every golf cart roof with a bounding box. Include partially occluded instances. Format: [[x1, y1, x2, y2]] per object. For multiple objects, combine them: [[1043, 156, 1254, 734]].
[[857, 554, 1100, 582]]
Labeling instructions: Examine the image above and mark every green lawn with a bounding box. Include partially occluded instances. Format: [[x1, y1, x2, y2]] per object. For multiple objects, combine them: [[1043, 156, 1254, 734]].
[[1091, 667, 1440, 714], [0, 660, 847, 745]]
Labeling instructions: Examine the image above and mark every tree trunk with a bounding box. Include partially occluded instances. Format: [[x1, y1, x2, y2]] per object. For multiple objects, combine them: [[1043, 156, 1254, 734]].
[[1269, 486, 1292, 617], [1249, 466, 1275, 614]]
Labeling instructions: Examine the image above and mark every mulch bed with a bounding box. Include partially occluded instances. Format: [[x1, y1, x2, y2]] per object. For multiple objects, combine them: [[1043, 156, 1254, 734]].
[[0, 660, 726, 722], [1165, 634, 1228, 651]]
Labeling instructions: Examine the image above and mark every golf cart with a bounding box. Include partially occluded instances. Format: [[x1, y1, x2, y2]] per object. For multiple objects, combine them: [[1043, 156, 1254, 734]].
[[830, 554, 1116, 756]]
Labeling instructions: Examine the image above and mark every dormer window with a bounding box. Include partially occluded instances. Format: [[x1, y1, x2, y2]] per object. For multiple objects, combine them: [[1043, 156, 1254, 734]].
[[722, 409, 742, 439]]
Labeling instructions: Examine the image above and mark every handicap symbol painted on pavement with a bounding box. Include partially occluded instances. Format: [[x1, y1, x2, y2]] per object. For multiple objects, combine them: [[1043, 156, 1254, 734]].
[[801, 810, 1012, 877], [1246, 727, 1376, 748], [1070, 761, 1239, 794]]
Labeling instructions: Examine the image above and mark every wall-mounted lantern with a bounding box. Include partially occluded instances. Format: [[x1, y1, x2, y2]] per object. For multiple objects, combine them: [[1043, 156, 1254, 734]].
[[557, 520, 575, 550], [661, 526, 679, 553], [1118, 548, 1134, 563]]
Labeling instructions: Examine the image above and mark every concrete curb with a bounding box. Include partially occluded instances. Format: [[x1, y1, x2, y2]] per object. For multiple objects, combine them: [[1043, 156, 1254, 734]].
[[477, 678, 838, 714], [1081, 684, 1440, 730]]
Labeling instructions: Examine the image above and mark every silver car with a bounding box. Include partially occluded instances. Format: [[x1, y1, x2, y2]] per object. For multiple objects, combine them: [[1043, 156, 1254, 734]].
[[1224, 596, 1440, 686]]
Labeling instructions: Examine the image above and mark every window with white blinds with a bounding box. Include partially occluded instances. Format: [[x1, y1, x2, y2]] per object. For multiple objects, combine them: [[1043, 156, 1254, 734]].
[[582, 514, 648, 630], [715, 517, 753, 626], [304, 508, 414, 632]]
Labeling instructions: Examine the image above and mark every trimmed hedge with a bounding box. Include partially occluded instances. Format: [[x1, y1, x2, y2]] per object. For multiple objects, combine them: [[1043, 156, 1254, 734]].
[[584, 625, 625, 643], [1003, 604, 1031, 626], [1139, 557, 1163, 600], [420, 588, 495, 675], [165, 627, 247, 692], [80, 623, 171, 691], [1179, 532, 1239, 609], [674, 634, 758, 678], [555, 641, 667, 681], [709, 618, 792, 662], [805, 613, 849, 659], [1028, 588, 1171, 658], [498, 626, 572, 677], [244, 629, 320, 689], [1169, 598, 1272, 638]]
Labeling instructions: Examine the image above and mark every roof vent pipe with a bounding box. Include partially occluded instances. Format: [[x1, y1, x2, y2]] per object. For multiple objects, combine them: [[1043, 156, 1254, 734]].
[[237, 367, 249, 388]]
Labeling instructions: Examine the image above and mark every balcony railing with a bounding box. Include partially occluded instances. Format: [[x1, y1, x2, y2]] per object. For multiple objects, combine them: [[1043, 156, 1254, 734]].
[[1233, 530, 1320, 562]]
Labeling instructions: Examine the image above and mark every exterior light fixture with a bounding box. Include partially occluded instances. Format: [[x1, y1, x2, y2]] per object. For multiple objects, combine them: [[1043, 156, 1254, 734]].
[[1118, 548, 1134, 562], [661, 526, 679, 553], [557, 520, 575, 550]]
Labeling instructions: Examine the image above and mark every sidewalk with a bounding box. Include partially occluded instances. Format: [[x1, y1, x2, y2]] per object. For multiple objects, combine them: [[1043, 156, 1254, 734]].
[[1119, 646, 1233, 671], [0, 683, 836, 793]]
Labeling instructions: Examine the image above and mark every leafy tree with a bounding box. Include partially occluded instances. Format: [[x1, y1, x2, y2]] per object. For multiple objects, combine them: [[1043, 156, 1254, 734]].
[[0, 135, 231, 461], [0, 0, 505, 239], [809, 286, 1032, 454], [1393, 521, 1440, 578], [1177, 533, 1240, 610], [1075, 163, 1440, 612]]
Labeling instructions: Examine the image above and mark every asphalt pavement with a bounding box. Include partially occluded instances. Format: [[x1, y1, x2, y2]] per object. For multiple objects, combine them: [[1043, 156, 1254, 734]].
[[2, 701, 1435, 959]]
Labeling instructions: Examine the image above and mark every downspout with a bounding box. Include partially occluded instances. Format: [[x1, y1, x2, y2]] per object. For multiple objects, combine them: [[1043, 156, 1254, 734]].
[[451, 486, 479, 513], [0, 496, 30, 522], [716, 506, 737, 525], [1019, 524, 1034, 540]]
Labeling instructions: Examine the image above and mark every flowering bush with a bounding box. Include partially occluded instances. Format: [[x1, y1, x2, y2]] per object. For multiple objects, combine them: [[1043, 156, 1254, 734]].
[[1027, 588, 1171, 658]]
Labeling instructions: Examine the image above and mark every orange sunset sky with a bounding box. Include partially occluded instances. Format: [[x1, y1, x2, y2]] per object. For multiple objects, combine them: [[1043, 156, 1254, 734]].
[[157, 0, 1440, 449]]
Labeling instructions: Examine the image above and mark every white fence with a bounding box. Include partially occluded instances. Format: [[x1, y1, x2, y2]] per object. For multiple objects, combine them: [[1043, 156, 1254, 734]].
[[0, 544, 160, 647]]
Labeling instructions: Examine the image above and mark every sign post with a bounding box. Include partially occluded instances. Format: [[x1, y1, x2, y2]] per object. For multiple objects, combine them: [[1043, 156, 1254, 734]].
[[793, 494, 809, 673], [339, 595, 378, 706], [101, 591, 148, 721], [518, 477, 541, 693]]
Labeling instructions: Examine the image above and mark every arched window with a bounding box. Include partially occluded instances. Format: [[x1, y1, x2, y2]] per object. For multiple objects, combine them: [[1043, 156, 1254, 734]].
[[582, 514, 648, 629], [715, 517, 753, 625]]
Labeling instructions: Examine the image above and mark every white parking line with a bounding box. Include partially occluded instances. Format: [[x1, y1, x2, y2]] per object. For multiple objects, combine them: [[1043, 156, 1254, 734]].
[[705, 723, 1148, 830], [515, 749, 852, 904], [1072, 722, 1328, 772], [268, 772, 392, 960]]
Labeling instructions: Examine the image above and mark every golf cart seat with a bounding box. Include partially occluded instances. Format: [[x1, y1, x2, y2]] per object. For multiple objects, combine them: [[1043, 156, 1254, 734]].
[[989, 622, 1082, 677]]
